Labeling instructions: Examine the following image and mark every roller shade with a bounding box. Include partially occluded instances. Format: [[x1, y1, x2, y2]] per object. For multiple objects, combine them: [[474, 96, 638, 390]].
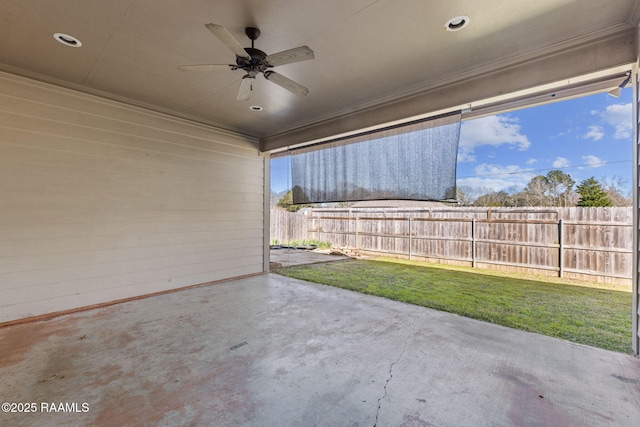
[[290, 112, 461, 204]]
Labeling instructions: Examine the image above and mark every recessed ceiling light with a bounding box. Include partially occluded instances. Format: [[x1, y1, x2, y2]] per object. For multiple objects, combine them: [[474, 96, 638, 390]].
[[250, 105, 263, 111], [445, 16, 470, 32], [53, 33, 82, 47]]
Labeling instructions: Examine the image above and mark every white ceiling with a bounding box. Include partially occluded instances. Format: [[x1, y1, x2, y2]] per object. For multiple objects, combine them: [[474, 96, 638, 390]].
[[1, 0, 638, 150]]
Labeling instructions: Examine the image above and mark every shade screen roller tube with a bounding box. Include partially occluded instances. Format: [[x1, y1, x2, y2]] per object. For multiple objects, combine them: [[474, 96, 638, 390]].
[[290, 112, 461, 204]]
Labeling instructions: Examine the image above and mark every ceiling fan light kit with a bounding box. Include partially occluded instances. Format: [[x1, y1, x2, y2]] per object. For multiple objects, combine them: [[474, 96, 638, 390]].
[[178, 23, 314, 101]]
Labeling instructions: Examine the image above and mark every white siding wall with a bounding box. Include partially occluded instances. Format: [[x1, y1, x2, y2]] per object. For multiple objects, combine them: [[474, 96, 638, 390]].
[[0, 72, 265, 322]]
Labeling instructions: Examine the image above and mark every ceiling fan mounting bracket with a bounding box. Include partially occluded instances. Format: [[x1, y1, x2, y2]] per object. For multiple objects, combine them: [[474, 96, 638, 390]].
[[245, 27, 261, 43]]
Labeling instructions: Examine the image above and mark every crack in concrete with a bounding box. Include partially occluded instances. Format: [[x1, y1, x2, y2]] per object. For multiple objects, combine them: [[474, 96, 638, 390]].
[[373, 319, 415, 427]]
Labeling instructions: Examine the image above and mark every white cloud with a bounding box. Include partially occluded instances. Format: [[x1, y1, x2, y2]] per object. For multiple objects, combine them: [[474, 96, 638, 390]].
[[583, 125, 604, 141], [474, 164, 524, 176], [458, 115, 531, 162], [457, 163, 535, 192], [526, 158, 537, 165], [457, 150, 476, 163], [552, 157, 570, 168], [602, 103, 632, 139], [556, 129, 572, 137], [457, 177, 516, 192], [581, 155, 603, 168]]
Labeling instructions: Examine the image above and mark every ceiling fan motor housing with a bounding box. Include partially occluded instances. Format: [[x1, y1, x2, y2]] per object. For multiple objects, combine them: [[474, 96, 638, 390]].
[[236, 27, 269, 78], [236, 47, 271, 77]]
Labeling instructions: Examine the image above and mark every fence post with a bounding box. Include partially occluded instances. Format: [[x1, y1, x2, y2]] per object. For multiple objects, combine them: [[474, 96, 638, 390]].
[[472, 217, 477, 268], [558, 219, 564, 278], [355, 215, 359, 248], [408, 217, 412, 261]]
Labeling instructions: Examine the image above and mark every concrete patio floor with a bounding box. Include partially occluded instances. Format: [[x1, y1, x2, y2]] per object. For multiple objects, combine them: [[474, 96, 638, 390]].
[[270, 248, 349, 268], [1, 273, 639, 427]]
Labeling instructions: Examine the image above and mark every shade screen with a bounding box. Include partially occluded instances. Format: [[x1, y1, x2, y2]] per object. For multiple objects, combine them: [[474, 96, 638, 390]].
[[290, 112, 461, 204]]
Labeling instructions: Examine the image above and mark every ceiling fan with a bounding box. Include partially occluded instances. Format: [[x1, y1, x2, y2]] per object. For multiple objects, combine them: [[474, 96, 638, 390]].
[[179, 24, 315, 101]]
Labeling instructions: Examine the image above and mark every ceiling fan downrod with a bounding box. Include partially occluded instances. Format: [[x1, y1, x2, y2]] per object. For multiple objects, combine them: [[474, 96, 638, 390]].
[[245, 27, 261, 49]]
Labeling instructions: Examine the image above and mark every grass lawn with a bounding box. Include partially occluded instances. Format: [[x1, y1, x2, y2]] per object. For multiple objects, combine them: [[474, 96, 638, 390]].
[[274, 258, 633, 354]]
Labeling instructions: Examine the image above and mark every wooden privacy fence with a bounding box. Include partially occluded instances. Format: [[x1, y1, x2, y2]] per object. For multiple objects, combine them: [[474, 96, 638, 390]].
[[270, 209, 308, 242], [306, 207, 633, 285]]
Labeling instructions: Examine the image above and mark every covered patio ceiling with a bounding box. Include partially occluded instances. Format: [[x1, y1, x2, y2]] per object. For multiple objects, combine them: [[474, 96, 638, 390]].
[[0, 0, 638, 150]]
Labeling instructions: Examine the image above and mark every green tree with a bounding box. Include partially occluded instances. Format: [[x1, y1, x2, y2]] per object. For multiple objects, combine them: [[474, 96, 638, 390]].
[[545, 170, 576, 206], [518, 170, 576, 207], [456, 187, 471, 205], [276, 190, 312, 212], [576, 177, 612, 207], [522, 175, 550, 206], [456, 185, 489, 206], [473, 191, 514, 207], [601, 176, 632, 206]]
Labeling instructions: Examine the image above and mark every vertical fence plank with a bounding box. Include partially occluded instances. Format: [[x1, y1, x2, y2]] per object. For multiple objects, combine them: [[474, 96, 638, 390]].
[[408, 217, 412, 260], [276, 207, 632, 283], [559, 219, 564, 278], [472, 217, 477, 268], [270, 209, 308, 243]]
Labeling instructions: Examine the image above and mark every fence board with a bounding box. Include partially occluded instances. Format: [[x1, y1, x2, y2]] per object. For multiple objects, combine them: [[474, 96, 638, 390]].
[[270, 209, 308, 243], [301, 207, 632, 284]]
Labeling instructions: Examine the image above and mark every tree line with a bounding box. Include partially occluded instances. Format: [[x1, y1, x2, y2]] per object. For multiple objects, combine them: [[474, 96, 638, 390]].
[[458, 171, 631, 207], [274, 171, 631, 210]]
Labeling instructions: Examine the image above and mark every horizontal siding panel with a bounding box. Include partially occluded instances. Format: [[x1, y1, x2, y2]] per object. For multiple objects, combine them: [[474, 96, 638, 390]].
[[1, 159, 264, 194], [1, 263, 264, 321], [0, 126, 258, 170], [0, 76, 259, 151], [1, 220, 262, 241], [0, 237, 263, 274], [0, 112, 258, 160], [0, 226, 263, 258], [3, 255, 264, 308], [0, 208, 264, 225], [0, 71, 265, 322], [1, 159, 264, 196], [0, 123, 263, 170], [4, 189, 265, 216], [2, 245, 264, 297], [0, 143, 265, 186], [0, 126, 264, 177]]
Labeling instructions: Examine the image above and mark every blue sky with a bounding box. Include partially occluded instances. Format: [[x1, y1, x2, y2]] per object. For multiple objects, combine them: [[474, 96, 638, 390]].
[[271, 88, 633, 196]]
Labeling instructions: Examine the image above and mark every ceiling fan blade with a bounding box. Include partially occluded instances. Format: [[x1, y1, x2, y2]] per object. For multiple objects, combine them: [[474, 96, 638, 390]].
[[265, 46, 315, 67], [178, 64, 234, 71], [264, 71, 309, 97], [205, 23, 250, 59], [237, 77, 253, 101]]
